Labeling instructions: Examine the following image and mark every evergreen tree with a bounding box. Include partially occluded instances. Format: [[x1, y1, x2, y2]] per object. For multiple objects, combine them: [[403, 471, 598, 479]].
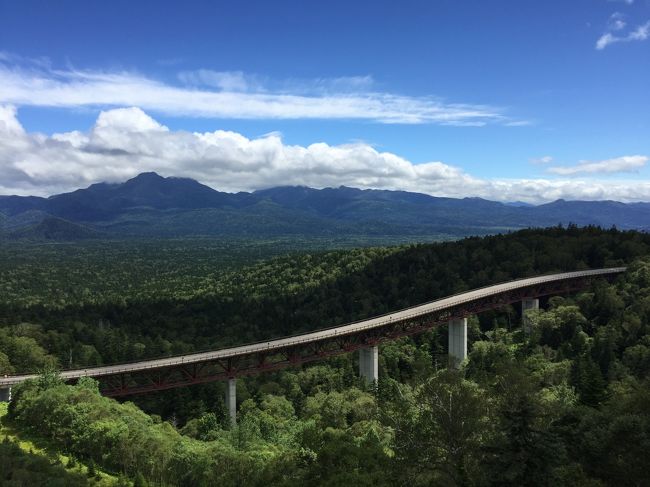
[[483, 368, 567, 486], [573, 354, 607, 407], [86, 459, 97, 478]]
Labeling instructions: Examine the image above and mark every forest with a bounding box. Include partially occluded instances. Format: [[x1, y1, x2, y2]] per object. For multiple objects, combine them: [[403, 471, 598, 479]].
[[1, 226, 649, 486]]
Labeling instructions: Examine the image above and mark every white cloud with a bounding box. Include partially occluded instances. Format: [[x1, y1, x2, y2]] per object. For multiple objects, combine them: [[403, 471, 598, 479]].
[[176, 70, 375, 95], [596, 20, 650, 49], [94, 107, 169, 132], [608, 12, 627, 31], [630, 21, 650, 40], [178, 70, 258, 92], [0, 105, 649, 204], [547, 155, 647, 175], [0, 105, 25, 135], [282, 75, 376, 94], [596, 33, 616, 50], [530, 156, 553, 165], [0, 58, 517, 125]]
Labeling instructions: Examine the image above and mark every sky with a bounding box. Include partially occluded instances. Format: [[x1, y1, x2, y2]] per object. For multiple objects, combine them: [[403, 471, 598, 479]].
[[0, 0, 649, 203]]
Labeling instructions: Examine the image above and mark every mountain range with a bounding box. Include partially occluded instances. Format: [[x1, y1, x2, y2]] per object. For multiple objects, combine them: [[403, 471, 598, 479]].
[[1, 172, 649, 241]]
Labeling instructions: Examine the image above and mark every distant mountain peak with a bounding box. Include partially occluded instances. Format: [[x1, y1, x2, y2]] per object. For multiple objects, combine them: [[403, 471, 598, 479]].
[[123, 172, 168, 187], [2, 174, 650, 239], [131, 171, 165, 180]]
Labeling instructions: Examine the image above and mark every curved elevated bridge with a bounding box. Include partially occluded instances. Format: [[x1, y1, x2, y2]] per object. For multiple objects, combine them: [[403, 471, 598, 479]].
[[0, 267, 626, 421]]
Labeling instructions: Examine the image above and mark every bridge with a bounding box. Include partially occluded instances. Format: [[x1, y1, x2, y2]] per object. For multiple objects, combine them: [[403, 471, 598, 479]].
[[0, 267, 626, 422]]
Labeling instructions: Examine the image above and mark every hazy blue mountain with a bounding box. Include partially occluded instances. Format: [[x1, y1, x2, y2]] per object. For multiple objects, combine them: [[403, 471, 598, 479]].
[[1, 172, 649, 240], [0, 195, 47, 215], [504, 201, 535, 207], [44, 172, 250, 221], [534, 199, 650, 229]]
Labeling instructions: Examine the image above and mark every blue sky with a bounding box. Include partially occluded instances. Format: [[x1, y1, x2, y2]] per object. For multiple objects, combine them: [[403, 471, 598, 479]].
[[0, 0, 648, 201]]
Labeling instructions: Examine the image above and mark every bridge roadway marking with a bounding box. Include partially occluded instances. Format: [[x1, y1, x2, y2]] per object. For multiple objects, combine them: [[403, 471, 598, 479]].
[[0, 267, 626, 387]]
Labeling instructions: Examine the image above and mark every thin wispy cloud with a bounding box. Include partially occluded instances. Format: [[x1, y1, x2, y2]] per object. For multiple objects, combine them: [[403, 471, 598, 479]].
[[1, 105, 648, 204], [0, 56, 518, 126], [596, 19, 650, 49], [530, 156, 553, 165], [176, 70, 375, 95], [178, 70, 261, 92], [608, 12, 627, 31], [504, 120, 533, 127], [547, 155, 647, 175]]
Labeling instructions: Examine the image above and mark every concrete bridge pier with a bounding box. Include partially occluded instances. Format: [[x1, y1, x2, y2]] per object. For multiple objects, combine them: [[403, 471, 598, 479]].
[[359, 346, 378, 384], [225, 378, 237, 425], [522, 299, 539, 334], [0, 387, 10, 402], [448, 318, 467, 369]]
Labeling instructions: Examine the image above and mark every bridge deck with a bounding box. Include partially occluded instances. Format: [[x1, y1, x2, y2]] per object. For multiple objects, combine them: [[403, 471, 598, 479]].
[[0, 267, 626, 387]]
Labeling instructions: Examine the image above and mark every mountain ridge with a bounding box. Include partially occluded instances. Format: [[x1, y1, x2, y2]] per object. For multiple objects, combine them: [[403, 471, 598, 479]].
[[1, 172, 649, 240]]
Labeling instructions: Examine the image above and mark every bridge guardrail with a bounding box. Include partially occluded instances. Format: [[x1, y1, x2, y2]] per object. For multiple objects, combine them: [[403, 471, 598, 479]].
[[0, 267, 626, 386]]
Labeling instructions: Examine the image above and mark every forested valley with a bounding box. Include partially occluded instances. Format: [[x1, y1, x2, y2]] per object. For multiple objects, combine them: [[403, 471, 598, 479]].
[[1, 226, 650, 486]]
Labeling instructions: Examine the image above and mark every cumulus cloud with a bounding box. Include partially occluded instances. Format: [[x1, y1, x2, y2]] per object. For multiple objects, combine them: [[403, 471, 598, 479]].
[[596, 20, 650, 49], [0, 57, 516, 125], [547, 155, 647, 175], [0, 105, 25, 135], [1, 105, 649, 203]]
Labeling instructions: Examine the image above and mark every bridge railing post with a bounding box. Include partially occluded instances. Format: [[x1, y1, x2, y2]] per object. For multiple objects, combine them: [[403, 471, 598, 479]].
[[225, 378, 236, 425], [522, 299, 539, 334], [358, 346, 378, 384], [448, 317, 467, 369]]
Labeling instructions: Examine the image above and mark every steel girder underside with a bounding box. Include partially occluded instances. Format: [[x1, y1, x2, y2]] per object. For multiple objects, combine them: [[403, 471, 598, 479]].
[[95, 274, 612, 397]]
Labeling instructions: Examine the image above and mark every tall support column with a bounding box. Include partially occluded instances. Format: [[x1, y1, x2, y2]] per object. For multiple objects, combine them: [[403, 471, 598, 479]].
[[358, 345, 379, 384], [448, 317, 467, 369], [0, 387, 11, 402], [225, 378, 237, 425], [522, 299, 539, 334]]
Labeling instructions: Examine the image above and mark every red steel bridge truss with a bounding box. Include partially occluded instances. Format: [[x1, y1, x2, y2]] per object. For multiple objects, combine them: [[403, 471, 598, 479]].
[[96, 271, 617, 397]]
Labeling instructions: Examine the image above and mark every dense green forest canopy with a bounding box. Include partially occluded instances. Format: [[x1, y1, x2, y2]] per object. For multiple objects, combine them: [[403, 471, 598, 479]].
[[1, 226, 650, 486], [0, 237, 411, 308], [1, 225, 648, 371]]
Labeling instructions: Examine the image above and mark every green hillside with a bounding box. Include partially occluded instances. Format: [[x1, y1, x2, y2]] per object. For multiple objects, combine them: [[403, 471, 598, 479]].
[[0, 403, 122, 486], [6, 216, 103, 241]]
